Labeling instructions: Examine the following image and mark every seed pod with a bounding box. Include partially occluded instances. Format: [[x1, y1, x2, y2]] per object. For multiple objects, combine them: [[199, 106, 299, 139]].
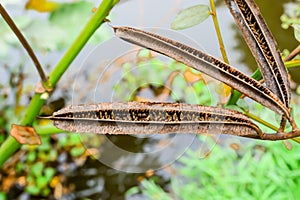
[[224, 0, 290, 108], [47, 102, 263, 138], [114, 26, 291, 120]]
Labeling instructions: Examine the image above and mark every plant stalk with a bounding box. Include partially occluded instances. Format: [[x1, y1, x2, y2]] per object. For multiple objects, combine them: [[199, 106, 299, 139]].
[[209, 0, 229, 64]]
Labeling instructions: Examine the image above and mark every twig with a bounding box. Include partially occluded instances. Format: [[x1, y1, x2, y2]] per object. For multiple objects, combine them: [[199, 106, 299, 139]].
[[209, 0, 229, 64], [260, 130, 300, 141], [284, 44, 300, 62]]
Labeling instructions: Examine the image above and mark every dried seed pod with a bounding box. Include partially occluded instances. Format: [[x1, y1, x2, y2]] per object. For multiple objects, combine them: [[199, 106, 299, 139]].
[[224, 0, 290, 108], [114, 26, 291, 120], [48, 102, 263, 138]]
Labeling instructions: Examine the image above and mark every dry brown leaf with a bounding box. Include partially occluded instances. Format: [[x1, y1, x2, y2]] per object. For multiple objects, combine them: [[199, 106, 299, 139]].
[[10, 124, 41, 145]]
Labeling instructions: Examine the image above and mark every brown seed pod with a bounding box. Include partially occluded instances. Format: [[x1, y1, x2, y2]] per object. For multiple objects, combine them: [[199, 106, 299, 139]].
[[47, 102, 263, 138]]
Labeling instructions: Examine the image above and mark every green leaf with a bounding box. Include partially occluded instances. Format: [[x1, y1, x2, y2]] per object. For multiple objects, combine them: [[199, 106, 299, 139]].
[[293, 24, 300, 42], [49, 1, 99, 46], [171, 75, 186, 100], [26, 151, 36, 162], [26, 185, 40, 195], [49, 1, 93, 28], [16, 162, 23, 173], [58, 135, 68, 147], [68, 134, 82, 146], [171, 5, 210, 30], [70, 146, 85, 157], [141, 180, 172, 200], [41, 188, 51, 197], [44, 167, 56, 181], [184, 86, 198, 104], [24, 20, 68, 52], [47, 149, 58, 161], [125, 186, 140, 197], [0, 192, 7, 200], [36, 176, 48, 189], [22, 1, 109, 53], [31, 162, 45, 177]]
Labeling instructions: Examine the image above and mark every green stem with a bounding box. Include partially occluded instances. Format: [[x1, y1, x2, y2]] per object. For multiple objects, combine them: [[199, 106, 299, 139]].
[[21, 94, 46, 126], [34, 123, 65, 135], [246, 112, 279, 131], [209, 0, 229, 64], [285, 60, 300, 68], [0, 0, 119, 168]]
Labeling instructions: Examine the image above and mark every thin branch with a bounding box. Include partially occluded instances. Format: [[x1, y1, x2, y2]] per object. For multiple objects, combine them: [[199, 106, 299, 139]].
[[245, 112, 279, 131], [259, 130, 300, 141], [0, 4, 47, 82], [209, 0, 230, 64], [284, 44, 300, 62]]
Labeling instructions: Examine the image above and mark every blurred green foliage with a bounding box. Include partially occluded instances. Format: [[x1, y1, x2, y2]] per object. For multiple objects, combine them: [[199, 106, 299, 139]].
[[113, 49, 217, 106], [0, 1, 110, 58], [281, 2, 300, 42], [0, 192, 6, 200], [128, 136, 300, 200]]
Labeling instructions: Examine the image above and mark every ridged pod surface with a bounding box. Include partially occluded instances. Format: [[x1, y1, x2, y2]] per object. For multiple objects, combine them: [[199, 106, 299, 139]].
[[49, 102, 262, 138], [224, 0, 290, 108], [114, 26, 291, 120]]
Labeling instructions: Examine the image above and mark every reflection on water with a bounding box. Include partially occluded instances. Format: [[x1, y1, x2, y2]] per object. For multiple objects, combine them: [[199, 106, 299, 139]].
[[80, 133, 196, 173], [66, 157, 140, 199]]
